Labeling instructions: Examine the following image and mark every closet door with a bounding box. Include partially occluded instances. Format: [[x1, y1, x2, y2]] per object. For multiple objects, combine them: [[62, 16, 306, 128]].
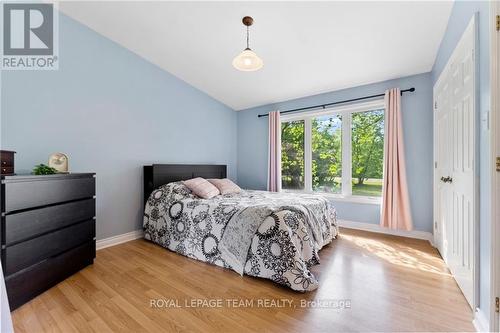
[[434, 16, 476, 309], [434, 70, 452, 258]]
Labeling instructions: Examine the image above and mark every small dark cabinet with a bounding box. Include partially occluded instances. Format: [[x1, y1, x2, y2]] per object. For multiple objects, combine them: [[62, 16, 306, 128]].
[[1, 173, 96, 310], [0, 150, 16, 175]]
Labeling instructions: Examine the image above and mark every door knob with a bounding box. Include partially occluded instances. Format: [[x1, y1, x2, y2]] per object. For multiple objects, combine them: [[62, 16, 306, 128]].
[[441, 176, 453, 183]]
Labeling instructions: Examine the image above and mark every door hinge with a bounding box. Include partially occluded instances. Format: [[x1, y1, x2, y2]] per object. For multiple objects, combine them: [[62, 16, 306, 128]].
[[434, 101, 437, 110], [496, 157, 500, 171], [497, 15, 500, 31], [496, 297, 499, 312]]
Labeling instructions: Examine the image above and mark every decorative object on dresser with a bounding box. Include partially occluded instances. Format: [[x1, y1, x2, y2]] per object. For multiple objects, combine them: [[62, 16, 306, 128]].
[[32, 164, 58, 175], [48, 152, 69, 173], [0, 150, 16, 175], [0, 173, 96, 310]]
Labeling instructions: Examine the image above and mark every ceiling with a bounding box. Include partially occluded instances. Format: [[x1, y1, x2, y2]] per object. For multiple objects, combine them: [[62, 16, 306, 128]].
[[59, 1, 453, 110]]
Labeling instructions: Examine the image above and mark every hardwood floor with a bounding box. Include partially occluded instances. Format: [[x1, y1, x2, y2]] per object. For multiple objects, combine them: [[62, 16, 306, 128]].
[[11, 228, 474, 332]]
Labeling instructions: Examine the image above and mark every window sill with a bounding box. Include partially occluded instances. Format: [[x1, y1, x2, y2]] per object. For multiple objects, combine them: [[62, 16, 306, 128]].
[[322, 194, 381, 205], [282, 190, 382, 205]]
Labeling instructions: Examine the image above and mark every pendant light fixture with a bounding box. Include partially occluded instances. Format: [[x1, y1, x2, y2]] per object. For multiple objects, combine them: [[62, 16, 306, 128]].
[[232, 16, 263, 72]]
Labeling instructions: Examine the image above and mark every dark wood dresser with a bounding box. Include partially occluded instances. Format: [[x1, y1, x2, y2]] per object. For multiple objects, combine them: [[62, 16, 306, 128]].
[[0, 173, 96, 310]]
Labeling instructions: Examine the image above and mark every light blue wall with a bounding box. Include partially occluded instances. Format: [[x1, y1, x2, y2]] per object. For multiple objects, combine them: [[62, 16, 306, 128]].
[[237, 73, 434, 232], [0, 14, 237, 240], [431, 0, 492, 321]]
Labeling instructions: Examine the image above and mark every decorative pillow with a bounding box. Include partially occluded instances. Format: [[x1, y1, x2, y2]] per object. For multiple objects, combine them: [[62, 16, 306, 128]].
[[182, 177, 220, 199], [207, 178, 242, 195]]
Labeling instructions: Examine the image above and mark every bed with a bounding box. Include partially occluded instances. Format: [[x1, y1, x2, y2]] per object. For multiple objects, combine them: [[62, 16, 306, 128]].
[[143, 164, 338, 291]]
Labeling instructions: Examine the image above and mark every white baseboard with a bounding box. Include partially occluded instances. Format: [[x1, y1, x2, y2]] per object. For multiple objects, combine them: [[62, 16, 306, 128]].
[[338, 219, 434, 245], [96, 229, 144, 250], [472, 308, 489, 332], [97, 222, 432, 250]]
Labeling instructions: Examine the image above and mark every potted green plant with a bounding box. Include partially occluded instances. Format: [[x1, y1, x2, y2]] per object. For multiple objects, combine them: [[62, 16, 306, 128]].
[[32, 164, 58, 175]]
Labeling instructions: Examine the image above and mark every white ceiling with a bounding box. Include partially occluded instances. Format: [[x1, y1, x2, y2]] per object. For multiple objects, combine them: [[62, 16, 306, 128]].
[[59, 1, 453, 110]]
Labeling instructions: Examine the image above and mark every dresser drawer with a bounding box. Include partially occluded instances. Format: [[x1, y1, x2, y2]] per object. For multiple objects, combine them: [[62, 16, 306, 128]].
[[5, 240, 95, 310], [1, 167, 14, 175], [0, 151, 14, 166], [4, 219, 95, 276], [5, 199, 96, 246], [4, 176, 95, 212], [0, 160, 13, 167]]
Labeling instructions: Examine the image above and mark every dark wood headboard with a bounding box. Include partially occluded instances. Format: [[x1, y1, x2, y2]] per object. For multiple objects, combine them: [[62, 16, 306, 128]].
[[143, 164, 227, 205]]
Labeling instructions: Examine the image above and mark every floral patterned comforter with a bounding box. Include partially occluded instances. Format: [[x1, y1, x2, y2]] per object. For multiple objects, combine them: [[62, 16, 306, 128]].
[[143, 182, 338, 291]]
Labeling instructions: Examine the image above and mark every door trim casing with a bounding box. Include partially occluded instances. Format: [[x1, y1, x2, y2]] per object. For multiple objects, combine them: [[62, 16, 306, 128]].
[[489, 1, 499, 332]]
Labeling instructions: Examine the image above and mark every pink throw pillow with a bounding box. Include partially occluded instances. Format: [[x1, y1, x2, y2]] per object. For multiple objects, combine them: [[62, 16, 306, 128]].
[[207, 178, 241, 195], [183, 177, 220, 199]]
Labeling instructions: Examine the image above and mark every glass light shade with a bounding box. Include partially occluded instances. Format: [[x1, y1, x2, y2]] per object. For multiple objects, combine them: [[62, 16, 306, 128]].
[[232, 48, 263, 71]]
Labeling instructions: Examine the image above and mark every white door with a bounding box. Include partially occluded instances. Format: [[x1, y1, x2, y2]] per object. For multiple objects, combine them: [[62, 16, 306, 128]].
[[434, 71, 452, 255], [434, 17, 476, 309]]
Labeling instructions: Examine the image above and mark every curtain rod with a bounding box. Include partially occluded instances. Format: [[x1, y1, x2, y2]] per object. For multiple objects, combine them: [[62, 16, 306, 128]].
[[257, 87, 415, 118]]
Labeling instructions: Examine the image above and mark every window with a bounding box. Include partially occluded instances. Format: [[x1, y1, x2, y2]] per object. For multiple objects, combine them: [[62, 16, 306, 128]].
[[351, 110, 384, 197], [312, 115, 342, 193], [281, 120, 305, 190], [281, 101, 385, 199]]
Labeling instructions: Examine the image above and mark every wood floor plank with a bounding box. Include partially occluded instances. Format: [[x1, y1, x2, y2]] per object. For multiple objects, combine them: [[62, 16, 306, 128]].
[[10, 228, 475, 332]]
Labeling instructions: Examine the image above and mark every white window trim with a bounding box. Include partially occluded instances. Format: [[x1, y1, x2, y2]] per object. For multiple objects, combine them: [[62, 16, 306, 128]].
[[281, 99, 385, 200], [282, 189, 382, 205], [304, 118, 312, 192]]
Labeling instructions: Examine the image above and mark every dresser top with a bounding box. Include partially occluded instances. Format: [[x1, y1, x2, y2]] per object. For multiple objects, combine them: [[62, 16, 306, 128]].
[[1, 173, 95, 182]]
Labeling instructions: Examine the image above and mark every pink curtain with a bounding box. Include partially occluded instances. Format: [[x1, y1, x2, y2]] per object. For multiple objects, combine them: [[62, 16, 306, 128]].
[[380, 88, 413, 231], [267, 111, 281, 192]]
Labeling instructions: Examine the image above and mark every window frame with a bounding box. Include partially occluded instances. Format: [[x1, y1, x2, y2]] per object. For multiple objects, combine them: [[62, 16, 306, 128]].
[[281, 99, 385, 205]]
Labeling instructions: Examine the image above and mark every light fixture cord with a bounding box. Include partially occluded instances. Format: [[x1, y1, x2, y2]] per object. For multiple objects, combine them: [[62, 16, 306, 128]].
[[246, 26, 249, 49]]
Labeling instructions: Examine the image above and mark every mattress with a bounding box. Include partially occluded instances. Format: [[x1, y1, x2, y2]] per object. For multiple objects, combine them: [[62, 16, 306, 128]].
[[143, 181, 338, 291]]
